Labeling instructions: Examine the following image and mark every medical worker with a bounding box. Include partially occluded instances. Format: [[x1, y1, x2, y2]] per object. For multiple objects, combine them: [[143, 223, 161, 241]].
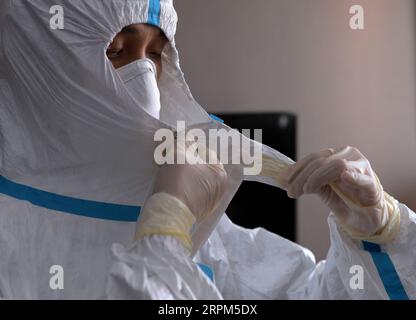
[[0, 0, 415, 300]]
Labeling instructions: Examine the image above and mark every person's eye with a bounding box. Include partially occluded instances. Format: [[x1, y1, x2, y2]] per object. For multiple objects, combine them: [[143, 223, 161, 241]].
[[149, 52, 162, 59], [106, 49, 123, 59]]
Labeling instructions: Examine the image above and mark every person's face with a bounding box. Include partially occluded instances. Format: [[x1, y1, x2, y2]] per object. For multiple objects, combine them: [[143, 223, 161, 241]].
[[106, 23, 168, 79]]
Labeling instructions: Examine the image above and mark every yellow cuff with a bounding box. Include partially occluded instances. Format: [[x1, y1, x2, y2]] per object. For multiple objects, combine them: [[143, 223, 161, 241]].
[[340, 191, 401, 244], [134, 193, 196, 252]]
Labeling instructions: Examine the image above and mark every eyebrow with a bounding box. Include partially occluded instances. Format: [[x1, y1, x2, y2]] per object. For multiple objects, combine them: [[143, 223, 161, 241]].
[[121, 25, 167, 39]]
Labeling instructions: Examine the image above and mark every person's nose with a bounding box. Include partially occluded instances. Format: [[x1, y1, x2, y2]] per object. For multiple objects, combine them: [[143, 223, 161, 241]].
[[132, 45, 149, 61]]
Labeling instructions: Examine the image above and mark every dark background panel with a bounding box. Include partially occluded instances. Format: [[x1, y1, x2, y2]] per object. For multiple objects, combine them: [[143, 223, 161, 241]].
[[216, 113, 297, 241]]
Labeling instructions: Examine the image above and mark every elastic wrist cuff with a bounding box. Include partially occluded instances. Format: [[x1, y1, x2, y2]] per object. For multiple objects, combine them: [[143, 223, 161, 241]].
[[341, 192, 401, 244], [134, 193, 196, 252]]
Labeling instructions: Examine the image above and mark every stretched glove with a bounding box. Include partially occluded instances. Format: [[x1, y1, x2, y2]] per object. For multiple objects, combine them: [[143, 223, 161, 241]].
[[134, 140, 228, 253], [277, 146, 400, 243]]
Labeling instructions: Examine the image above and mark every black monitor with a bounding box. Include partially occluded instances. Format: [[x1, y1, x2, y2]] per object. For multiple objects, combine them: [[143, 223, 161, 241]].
[[215, 113, 297, 241]]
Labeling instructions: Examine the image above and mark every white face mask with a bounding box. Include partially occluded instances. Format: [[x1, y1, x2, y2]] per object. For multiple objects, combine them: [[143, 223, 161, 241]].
[[117, 58, 161, 119]]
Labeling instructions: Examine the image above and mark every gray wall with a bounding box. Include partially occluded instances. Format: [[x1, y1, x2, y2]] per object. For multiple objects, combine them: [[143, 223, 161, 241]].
[[174, 0, 416, 260]]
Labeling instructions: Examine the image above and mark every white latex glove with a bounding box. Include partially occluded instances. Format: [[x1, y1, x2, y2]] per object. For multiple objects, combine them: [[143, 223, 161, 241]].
[[135, 140, 227, 253], [277, 146, 400, 243]]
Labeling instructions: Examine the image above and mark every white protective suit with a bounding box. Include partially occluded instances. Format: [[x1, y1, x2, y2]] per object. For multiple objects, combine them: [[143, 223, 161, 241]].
[[0, 0, 415, 300]]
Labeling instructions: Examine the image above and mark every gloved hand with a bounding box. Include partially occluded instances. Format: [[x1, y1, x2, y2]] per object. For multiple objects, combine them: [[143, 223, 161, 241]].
[[277, 146, 400, 243], [134, 140, 228, 253]]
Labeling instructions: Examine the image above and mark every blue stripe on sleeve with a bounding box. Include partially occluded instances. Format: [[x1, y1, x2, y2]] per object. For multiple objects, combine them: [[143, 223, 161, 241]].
[[362, 241, 409, 300]]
